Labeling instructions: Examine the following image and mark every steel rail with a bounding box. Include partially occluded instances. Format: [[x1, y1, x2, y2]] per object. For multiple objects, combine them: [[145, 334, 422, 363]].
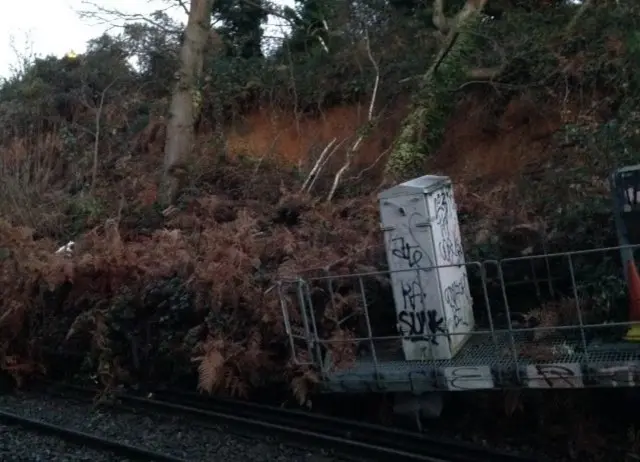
[[44, 382, 541, 462], [145, 389, 541, 462], [0, 407, 187, 462]]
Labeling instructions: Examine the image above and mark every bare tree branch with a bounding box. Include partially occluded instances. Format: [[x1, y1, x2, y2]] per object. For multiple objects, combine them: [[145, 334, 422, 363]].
[[78, 0, 302, 43], [7, 32, 37, 79], [174, 0, 190, 15], [75, 75, 121, 192], [90, 78, 119, 193], [308, 139, 345, 193], [78, 1, 184, 34], [349, 146, 391, 183]]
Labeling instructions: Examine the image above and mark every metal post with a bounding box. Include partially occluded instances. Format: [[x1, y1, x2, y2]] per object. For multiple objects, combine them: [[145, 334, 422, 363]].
[[611, 169, 633, 284], [567, 254, 590, 359], [358, 276, 381, 389]]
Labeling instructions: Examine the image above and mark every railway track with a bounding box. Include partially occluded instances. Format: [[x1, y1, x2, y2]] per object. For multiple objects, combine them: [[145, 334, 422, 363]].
[[39, 382, 541, 462], [0, 406, 187, 461]]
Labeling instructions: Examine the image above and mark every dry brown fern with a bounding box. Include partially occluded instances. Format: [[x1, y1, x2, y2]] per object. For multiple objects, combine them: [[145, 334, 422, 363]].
[[222, 366, 250, 398], [193, 337, 225, 394], [2, 355, 45, 388], [65, 309, 109, 350], [0, 155, 386, 396], [522, 296, 585, 342], [523, 307, 560, 341], [326, 292, 362, 325], [192, 332, 269, 398], [325, 328, 358, 371], [291, 368, 319, 406]]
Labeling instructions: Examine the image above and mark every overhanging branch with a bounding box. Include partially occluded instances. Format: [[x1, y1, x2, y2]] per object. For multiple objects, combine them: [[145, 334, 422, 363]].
[[174, 0, 190, 15], [78, 1, 184, 34]]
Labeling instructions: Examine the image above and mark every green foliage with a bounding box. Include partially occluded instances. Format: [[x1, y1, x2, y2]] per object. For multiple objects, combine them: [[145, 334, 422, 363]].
[[387, 0, 427, 15], [76, 277, 203, 386], [213, 0, 268, 58], [279, 0, 337, 55], [122, 11, 181, 95], [0, 34, 133, 141], [0, 1, 440, 135], [0, 0, 635, 136], [0, 0, 638, 227], [200, 0, 438, 119], [550, 1, 640, 232], [66, 194, 106, 239]]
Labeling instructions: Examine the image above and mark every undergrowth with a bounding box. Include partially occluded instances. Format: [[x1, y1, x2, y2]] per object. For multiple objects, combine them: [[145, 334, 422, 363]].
[[0, 158, 383, 403]]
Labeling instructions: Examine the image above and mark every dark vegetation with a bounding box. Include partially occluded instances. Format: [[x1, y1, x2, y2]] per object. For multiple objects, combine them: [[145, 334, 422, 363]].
[[1, 0, 640, 460]]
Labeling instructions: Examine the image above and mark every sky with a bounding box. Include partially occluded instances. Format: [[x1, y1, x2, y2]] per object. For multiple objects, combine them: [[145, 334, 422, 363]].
[[0, 0, 294, 79]]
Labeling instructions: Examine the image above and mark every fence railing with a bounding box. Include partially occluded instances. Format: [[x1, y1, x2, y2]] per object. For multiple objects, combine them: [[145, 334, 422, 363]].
[[277, 244, 640, 391]]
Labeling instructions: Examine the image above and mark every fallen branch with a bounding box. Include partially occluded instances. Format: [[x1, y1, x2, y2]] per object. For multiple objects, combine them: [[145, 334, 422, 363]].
[[306, 138, 346, 194], [326, 29, 380, 202], [301, 138, 336, 193], [348, 146, 391, 183]]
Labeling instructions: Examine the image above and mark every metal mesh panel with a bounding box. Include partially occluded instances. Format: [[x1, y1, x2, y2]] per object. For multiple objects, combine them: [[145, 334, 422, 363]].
[[278, 244, 640, 393]]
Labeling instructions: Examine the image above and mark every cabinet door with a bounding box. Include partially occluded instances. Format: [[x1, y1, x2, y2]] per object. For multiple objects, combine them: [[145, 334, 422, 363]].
[[380, 194, 450, 360]]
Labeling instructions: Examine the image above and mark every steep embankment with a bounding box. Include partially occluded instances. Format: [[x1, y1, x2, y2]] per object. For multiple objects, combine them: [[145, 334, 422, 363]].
[[220, 88, 606, 252], [224, 99, 409, 169], [222, 92, 563, 181]]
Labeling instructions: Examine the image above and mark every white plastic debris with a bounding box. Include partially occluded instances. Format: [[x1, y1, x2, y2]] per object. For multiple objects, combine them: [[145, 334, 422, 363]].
[[55, 241, 75, 257]]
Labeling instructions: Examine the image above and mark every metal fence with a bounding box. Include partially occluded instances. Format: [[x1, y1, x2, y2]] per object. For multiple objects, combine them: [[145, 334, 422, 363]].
[[277, 244, 640, 392]]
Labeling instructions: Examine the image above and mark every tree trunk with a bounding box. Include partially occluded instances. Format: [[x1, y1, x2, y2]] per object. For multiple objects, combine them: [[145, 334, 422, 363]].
[[159, 0, 215, 206], [384, 0, 488, 183]]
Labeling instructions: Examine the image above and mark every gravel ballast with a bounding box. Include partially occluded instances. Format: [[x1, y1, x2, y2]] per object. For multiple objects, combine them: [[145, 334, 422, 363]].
[[0, 392, 349, 462], [0, 422, 128, 462]]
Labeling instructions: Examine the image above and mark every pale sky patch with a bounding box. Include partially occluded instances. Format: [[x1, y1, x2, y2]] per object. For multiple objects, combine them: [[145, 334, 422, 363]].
[[0, 0, 294, 79]]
